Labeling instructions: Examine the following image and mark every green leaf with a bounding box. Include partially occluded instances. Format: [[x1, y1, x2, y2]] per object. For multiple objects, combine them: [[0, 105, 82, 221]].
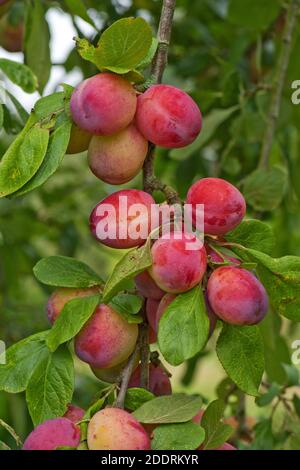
[[216, 324, 265, 396], [24, 0, 51, 93], [46, 294, 101, 352], [0, 59, 38, 93], [282, 364, 299, 387], [33, 256, 104, 288], [102, 239, 152, 303], [0, 332, 49, 393], [64, 0, 95, 27], [152, 422, 205, 451], [0, 123, 49, 197], [201, 399, 233, 450], [158, 286, 210, 366], [7, 92, 29, 124], [228, 0, 281, 31], [125, 388, 155, 411], [26, 345, 74, 426], [170, 106, 239, 160], [255, 383, 281, 407], [109, 293, 143, 324], [76, 17, 153, 74], [133, 394, 202, 424], [226, 219, 275, 255], [245, 249, 300, 322], [11, 119, 72, 197], [252, 419, 274, 450], [242, 166, 288, 212], [136, 37, 159, 71], [34, 92, 65, 120]]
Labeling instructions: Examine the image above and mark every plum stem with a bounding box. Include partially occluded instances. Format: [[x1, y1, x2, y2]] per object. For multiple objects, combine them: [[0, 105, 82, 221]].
[[259, 0, 300, 169]]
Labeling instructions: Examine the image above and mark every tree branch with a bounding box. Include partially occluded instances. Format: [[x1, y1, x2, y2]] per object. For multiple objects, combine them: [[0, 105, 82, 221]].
[[259, 0, 299, 169], [116, 1, 177, 405]]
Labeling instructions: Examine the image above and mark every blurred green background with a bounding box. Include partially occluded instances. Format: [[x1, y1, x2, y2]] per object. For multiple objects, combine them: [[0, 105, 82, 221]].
[[0, 0, 300, 448]]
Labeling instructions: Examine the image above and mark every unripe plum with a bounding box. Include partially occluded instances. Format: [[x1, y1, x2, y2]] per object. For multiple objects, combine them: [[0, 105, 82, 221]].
[[64, 404, 85, 425], [187, 178, 246, 235], [70, 73, 137, 136], [207, 267, 269, 325], [87, 408, 150, 450], [128, 364, 172, 396], [91, 362, 124, 384], [90, 189, 159, 249], [23, 418, 80, 450], [91, 354, 139, 383], [135, 271, 165, 300], [75, 304, 138, 369], [46, 287, 99, 324], [149, 232, 207, 294], [88, 123, 148, 184], [135, 84, 202, 148], [0, 13, 23, 52], [66, 124, 92, 154]]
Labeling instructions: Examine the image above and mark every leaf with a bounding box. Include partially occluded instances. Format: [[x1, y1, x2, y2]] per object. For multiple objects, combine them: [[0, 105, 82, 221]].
[[242, 166, 288, 212], [0, 332, 49, 393], [11, 119, 72, 197], [158, 286, 210, 366], [293, 395, 300, 417], [0, 59, 38, 93], [228, 0, 281, 31], [24, 0, 51, 93], [34, 92, 65, 120], [76, 17, 152, 74], [256, 383, 281, 407], [170, 106, 239, 160], [282, 364, 299, 387], [152, 422, 205, 451], [245, 249, 300, 322], [133, 394, 202, 424], [33, 256, 104, 288], [64, 0, 95, 27], [0, 122, 49, 197], [7, 92, 29, 124], [216, 324, 265, 396], [46, 295, 100, 352], [201, 399, 234, 450], [252, 419, 274, 450], [125, 388, 155, 411], [26, 345, 74, 426], [226, 219, 275, 255], [136, 37, 159, 71], [102, 239, 152, 303], [109, 293, 143, 324]]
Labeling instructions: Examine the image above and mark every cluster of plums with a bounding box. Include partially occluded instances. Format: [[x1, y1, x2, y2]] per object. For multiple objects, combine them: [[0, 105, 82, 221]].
[[68, 72, 202, 184], [23, 405, 236, 451], [22, 72, 269, 450]]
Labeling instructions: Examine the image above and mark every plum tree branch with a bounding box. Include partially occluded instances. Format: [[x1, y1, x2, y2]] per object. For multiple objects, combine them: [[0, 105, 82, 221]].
[[116, 0, 178, 406], [143, 0, 180, 205], [259, 0, 299, 169]]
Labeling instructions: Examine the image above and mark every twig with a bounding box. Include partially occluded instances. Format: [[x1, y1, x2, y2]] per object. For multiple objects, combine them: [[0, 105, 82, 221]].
[[116, 1, 177, 405], [151, 0, 176, 84], [259, 0, 300, 169], [114, 338, 141, 409]]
